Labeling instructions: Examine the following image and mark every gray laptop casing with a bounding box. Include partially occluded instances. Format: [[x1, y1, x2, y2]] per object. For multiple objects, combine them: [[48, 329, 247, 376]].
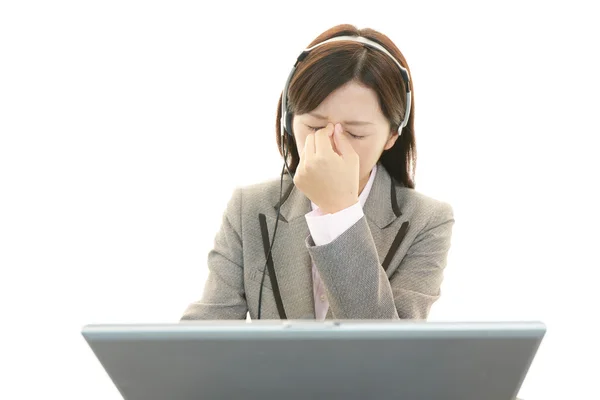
[[82, 320, 545, 400]]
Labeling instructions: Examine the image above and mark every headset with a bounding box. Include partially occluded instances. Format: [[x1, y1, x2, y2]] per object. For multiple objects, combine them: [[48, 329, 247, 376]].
[[257, 35, 412, 319]]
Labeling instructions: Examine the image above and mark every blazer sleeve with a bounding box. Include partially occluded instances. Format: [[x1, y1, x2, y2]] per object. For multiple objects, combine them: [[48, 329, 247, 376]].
[[180, 187, 248, 320], [306, 201, 454, 320]]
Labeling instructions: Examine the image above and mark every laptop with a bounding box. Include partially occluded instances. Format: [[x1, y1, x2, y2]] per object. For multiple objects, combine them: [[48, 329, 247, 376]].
[[82, 320, 545, 400]]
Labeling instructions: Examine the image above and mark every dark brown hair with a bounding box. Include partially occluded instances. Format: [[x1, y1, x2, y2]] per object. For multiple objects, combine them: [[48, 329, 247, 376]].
[[275, 24, 417, 188]]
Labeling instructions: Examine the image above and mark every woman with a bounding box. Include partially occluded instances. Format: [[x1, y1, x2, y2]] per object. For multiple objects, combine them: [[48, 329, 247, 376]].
[[181, 24, 454, 321]]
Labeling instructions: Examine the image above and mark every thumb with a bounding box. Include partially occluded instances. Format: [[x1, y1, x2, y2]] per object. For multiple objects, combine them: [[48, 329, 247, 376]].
[[333, 123, 354, 156]]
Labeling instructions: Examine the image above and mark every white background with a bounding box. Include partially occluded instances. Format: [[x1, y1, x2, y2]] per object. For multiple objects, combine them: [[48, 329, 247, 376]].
[[1, 1, 599, 399]]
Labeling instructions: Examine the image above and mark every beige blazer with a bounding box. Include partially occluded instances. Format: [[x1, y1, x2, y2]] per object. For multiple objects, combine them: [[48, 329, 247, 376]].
[[181, 162, 454, 320]]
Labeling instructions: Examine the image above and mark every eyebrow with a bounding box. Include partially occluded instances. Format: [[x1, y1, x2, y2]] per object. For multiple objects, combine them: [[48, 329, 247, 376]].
[[308, 112, 374, 126]]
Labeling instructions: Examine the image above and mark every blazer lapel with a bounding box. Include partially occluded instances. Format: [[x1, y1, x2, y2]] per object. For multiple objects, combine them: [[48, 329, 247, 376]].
[[362, 162, 406, 260], [261, 177, 316, 319]]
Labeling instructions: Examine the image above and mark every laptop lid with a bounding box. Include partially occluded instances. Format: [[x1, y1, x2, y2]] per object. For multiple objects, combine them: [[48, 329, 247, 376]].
[[82, 320, 545, 400]]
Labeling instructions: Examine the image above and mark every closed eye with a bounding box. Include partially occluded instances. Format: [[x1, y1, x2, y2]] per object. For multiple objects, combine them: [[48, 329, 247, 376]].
[[306, 125, 365, 139]]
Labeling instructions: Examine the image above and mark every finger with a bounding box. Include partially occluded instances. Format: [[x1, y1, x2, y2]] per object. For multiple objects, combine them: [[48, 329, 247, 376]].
[[331, 124, 341, 155], [298, 145, 305, 164], [333, 123, 355, 157], [314, 123, 335, 155], [303, 133, 315, 162]]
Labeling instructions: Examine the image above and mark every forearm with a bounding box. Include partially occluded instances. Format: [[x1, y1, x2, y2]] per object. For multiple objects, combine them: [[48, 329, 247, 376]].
[[307, 216, 399, 319]]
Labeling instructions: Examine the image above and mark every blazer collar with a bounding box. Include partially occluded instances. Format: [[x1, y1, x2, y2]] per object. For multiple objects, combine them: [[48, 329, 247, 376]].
[[273, 161, 401, 229]]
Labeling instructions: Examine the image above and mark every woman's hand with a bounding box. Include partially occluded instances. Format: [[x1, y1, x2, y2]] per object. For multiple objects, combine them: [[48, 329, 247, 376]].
[[293, 122, 360, 214]]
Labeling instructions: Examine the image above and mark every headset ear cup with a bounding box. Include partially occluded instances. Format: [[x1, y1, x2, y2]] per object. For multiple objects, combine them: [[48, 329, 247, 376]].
[[285, 112, 294, 137]]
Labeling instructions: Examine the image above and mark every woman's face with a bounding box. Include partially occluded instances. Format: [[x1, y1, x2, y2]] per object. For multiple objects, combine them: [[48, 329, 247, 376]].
[[292, 80, 399, 193]]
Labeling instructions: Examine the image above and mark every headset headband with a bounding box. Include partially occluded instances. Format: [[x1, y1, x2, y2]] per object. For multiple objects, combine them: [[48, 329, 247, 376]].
[[281, 35, 412, 138]]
